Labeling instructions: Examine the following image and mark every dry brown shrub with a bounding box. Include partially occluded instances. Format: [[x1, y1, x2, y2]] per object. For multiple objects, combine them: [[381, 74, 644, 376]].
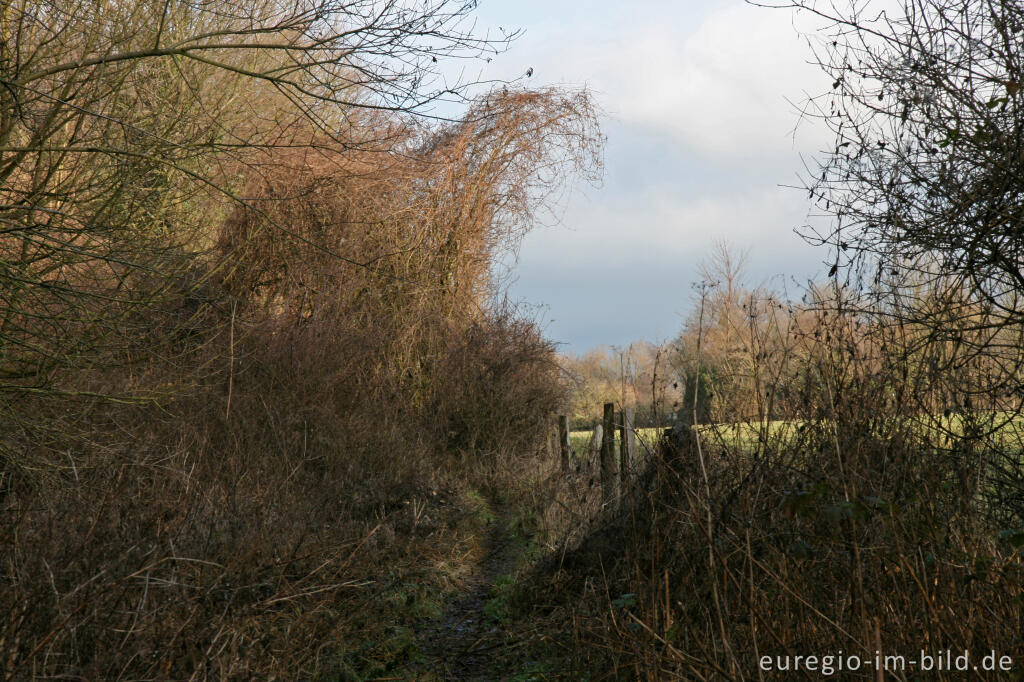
[[528, 285, 1024, 680], [0, 87, 600, 679]]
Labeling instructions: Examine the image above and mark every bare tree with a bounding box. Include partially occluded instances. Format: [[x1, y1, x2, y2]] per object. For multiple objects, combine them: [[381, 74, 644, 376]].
[[767, 0, 1024, 315], [0, 0, 512, 396], [759, 0, 1024, 537], [763, 0, 1024, 405]]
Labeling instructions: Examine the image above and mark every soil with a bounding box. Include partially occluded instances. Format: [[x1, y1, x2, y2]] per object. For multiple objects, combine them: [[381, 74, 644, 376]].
[[414, 502, 523, 681]]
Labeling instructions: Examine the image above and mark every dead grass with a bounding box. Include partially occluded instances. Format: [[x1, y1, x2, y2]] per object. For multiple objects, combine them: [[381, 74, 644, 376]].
[[509, 291, 1024, 680], [0, 89, 599, 679]]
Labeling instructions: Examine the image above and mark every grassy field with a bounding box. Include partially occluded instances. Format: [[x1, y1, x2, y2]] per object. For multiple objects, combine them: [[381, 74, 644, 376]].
[[568, 427, 664, 461], [569, 410, 1024, 459]]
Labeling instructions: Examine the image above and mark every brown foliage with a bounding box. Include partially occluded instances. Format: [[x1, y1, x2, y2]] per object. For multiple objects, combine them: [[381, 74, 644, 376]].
[[533, 282, 1024, 679], [0, 85, 601, 678], [562, 342, 678, 429]]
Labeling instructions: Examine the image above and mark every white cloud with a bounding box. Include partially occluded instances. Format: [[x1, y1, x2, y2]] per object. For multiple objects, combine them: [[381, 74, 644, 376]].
[[517, 183, 823, 279], [476, 1, 841, 347], [527, 3, 833, 162]]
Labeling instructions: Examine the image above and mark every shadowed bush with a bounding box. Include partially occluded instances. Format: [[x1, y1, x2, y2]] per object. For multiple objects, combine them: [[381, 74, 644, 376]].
[[524, 284, 1024, 680], [0, 88, 600, 678]]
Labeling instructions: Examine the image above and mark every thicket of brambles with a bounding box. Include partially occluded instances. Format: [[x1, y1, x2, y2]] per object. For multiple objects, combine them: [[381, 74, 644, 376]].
[[7, 0, 1024, 678], [529, 1, 1024, 677], [539, 247, 1024, 677], [0, 0, 602, 677]]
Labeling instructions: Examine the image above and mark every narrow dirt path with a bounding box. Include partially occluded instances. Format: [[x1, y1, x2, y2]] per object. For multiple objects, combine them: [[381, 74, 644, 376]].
[[414, 501, 521, 680]]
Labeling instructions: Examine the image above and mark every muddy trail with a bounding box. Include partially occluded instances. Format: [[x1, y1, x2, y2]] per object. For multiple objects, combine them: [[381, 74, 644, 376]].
[[413, 501, 526, 680]]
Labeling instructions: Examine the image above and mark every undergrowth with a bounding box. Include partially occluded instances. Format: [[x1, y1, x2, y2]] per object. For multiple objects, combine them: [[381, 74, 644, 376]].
[[0, 93, 594, 677], [512, 289, 1024, 680]]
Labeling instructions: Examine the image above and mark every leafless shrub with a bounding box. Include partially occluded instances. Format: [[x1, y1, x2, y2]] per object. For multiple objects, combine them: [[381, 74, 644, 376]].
[[542, 280, 1024, 679], [0, 82, 601, 678]]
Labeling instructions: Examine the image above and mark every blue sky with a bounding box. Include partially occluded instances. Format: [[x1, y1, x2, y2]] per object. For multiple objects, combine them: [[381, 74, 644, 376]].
[[468, 0, 835, 350]]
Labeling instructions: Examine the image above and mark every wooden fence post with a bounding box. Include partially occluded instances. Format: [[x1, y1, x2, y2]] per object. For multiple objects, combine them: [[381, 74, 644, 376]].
[[619, 407, 635, 496], [601, 402, 616, 505], [588, 424, 603, 471], [558, 415, 571, 472]]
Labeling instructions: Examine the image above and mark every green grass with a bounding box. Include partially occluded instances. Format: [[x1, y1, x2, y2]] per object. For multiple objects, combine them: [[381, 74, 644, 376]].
[[463, 487, 497, 524], [569, 411, 1024, 458], [483, 572, 516, 624], [568, 427, 663, 461], [382, 582, 444, 621]]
